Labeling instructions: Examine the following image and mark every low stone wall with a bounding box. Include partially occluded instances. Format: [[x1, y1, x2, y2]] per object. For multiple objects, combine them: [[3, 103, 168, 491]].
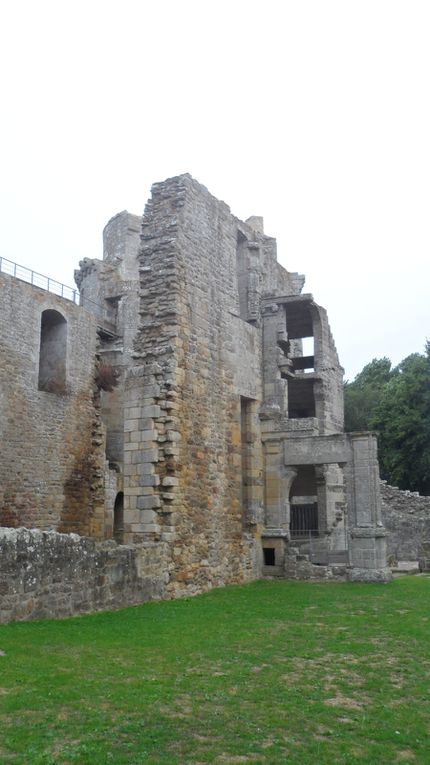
[[284, 547, 347, 581], [0, 527, 169, 624], [381, 482, 430, 560]]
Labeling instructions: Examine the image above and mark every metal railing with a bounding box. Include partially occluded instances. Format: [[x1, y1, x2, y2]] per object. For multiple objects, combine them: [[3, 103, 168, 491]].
[[0, 256, 114, 329], [290, 526, 348, 566], [0, 256, 80, 302], [290, 503, 319, 537]]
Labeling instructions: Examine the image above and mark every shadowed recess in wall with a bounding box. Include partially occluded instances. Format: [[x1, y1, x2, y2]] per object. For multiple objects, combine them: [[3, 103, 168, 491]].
[[38, 309, 67, 393]]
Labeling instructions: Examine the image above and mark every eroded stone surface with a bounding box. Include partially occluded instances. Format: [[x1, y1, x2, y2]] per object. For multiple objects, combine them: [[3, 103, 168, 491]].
[[0, 527, 169, 623], [381, 482, 430, 560]]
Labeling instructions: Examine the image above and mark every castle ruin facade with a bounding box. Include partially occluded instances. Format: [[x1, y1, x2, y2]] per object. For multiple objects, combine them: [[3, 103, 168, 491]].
[[0, 175, 392, 622]]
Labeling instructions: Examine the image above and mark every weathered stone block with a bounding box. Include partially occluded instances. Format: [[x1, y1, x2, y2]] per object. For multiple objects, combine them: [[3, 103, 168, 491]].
[[162, 476, 179, 487], [137, 495, 161, 510], [136, 449, 159, 464], [141, 405, 161, 418]]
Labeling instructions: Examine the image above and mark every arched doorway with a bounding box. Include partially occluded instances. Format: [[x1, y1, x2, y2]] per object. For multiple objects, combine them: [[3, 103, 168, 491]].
[[38, 309, 67, 393]]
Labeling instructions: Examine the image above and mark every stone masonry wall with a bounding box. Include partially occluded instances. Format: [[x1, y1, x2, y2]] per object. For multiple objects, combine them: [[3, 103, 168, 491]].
[[312, 304, 344, 434], [122, 174, 307, 595], [0, 527, 169, 623], [171, 177, 263, 592], [0, 274, 106, 536], [122, 175, 264, 594], [76, 213, 142, 472], [381, 482, 430, 559]]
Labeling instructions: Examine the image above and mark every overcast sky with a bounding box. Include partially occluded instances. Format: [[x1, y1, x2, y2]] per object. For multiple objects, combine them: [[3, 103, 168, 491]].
[[1, 0, 429, 380]]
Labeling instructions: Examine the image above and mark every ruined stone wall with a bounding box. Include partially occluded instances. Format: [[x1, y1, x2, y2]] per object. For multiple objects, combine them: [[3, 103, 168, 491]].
[[0, 174, 400, 622], [171, 176, 263, 591], [0, 273, 105, 536], [123, 174, 350, 592], [123, 177, 248, 591], [75, 212, 141, 338], [0, 527, 169, 623], [381, 482, 430, 560], [260, 296, 344, 437], [123, 174, 306, 594], [312, 305, 344, 434], [75, 211, 141, 503], [252, 232, 304, 299]]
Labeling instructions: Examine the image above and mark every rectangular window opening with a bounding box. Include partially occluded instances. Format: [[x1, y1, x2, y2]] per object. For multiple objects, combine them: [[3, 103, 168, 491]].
[[263, 547, 276, 566], [288, 378, 316, 419], [302, 336, 314, 357]]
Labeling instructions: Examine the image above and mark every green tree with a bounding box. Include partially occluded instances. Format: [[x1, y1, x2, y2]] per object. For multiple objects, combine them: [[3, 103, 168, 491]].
[[344, 357, 392, 431], [370, 352, 430, 495]]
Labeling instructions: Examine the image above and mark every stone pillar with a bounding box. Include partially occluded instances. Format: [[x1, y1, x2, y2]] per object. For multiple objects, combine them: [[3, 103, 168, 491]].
[[315, 465, 328, 536], [246, 243, 262, 323], [262, 438, 296, 572], [241, 399, 264, 526], [346, 433, 392, 582], [123, 367, 162, 542], [261, 304, 287, 420], [264, 438, 296, 533], [315, 464, 346, 551]]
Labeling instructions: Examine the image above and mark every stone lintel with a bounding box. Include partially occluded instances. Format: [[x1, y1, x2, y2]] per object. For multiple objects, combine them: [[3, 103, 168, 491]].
[[350, 527, 388, 539], [283, 434, 350, 466], [261, 293, 314, 307], [261, 529, 289, 539]]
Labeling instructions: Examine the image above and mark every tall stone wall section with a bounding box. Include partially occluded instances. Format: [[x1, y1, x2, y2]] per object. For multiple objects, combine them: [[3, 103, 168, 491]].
[[75, 212, 141, 485], [0, 527, 169, 623], [381, 482, 430, 559], [312, 305, 344, 434], [172, 177, 263, 591], [123, 175, 270, 595], [0, 274, 106, 536]]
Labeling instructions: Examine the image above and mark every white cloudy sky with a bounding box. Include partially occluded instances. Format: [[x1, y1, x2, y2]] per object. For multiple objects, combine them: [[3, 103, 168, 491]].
[[1, 0, 429, 380]]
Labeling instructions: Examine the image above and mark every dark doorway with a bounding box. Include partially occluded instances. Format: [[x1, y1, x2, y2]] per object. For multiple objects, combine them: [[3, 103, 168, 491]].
[[38, 310, 67, 393], [263, 547, 276, 566]]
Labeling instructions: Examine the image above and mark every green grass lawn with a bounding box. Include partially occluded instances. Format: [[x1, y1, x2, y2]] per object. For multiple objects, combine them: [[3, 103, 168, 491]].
[[0, 577, 429, 764]]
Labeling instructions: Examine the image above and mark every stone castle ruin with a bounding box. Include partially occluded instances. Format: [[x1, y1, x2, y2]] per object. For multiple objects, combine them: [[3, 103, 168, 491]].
[[0, 174, 398, 622]]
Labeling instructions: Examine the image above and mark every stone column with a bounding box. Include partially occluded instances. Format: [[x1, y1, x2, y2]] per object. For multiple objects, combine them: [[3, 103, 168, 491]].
[[242, 399, 264, 526], [123, 366, 162, 543], [345, 433, 392, 582], [246, 243, 262, 323], [316, 464, 346, 551], [261, 304, 287, 420], [264, 438, 296, 534], [262, 438, 296, 572], [315, 465, 328, 536]]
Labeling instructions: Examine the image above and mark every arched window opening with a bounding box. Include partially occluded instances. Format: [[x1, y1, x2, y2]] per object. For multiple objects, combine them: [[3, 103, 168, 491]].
[[38, 310, 67, 393], [113, 492, 124, 544]]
